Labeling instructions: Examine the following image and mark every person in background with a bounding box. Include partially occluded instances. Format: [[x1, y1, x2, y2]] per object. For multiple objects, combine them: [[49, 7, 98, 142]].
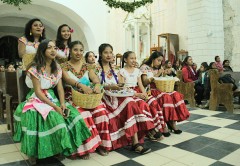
[[18, 18, 45, 69], [164, 60, 176, 77], [182, 56, 203, 107], [209, 62, 217, 69], [172, 59, 181, 73], [85, 51, 96, 65], [0, 65, 5, 72], [194, 62, 210, 108], [7, 63, 15, 72], [214, 55, 223, 72], [55, 24, 72, 64], [223, 60, 233, 72]]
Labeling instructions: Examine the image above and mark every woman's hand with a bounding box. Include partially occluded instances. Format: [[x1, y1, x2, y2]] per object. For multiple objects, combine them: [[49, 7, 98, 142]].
[[135, 93, 148, 100], [81, 84, 93, 94], [55, 106, 64, 116]]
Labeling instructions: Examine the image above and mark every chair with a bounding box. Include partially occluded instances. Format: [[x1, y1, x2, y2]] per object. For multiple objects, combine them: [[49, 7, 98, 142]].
[[5, 70, 29, 133], [209, 69, 234, 113], [176, 70, 196, 108]]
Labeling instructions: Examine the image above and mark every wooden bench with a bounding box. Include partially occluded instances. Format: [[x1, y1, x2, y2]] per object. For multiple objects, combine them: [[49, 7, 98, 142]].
[[176, 70, 196, 107], [0, 72, 6, 120], [209, 69, 234, 113], [5, 70, 29, 134], [221, 71, 240, 104]]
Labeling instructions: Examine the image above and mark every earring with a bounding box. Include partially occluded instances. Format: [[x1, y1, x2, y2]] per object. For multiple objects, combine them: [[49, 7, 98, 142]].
[[30, 32, 32, 36]]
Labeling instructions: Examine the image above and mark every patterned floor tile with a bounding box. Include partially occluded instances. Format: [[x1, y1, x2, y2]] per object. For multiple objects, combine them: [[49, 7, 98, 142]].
[[225, 121, 240, 130], [209, 161, 234, 166], [184, 123, 220, 135], [194, 146, 231, 160], [112, 159, 144, 166], [0, 161, 28, 166]]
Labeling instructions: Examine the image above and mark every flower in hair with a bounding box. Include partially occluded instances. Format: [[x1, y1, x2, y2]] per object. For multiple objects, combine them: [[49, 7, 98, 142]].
[[70, 28, 74, 33]]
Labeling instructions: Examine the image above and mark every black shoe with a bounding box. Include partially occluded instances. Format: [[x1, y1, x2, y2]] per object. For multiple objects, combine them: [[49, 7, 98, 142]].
[[162, 132, 171, 137], [167, 123, 182, 134]]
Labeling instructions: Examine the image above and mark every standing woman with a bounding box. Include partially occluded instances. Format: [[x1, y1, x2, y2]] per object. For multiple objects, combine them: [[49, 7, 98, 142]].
[[55, 24, 72, 64], [61, 41, 110, 158], [18, 18, 46, 69], [13, 39, 91, 164], [95, 43, 154, 154], [140, 51, 189, 134]]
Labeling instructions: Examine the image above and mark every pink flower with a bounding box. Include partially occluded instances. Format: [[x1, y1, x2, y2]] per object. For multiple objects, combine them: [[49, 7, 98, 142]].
[[70, 28, 74, 33]]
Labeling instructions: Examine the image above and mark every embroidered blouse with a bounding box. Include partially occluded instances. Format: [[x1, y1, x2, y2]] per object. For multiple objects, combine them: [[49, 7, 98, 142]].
[[119, 68, 142, 87], [19, 36, 40, 54]]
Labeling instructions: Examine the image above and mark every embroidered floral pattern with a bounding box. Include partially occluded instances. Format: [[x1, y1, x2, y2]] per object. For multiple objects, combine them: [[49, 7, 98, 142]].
[[19, 36, 40, 49], [61, 62, 88, 79]]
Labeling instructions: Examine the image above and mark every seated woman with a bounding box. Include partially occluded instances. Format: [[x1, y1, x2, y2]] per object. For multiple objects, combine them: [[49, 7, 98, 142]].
[[164, 60, 176, 77], [118, 51, 169, 138], [13, 40, 91, 164], [223, 60, 233, 72], [61, 41, 110, 158], [94, 43, 155, 154], [194, 62, 211, 108], [140, 52, 189, 134]]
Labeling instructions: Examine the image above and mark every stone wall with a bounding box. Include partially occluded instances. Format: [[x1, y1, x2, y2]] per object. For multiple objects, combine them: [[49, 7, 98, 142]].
[[223, 0, 240, 71]]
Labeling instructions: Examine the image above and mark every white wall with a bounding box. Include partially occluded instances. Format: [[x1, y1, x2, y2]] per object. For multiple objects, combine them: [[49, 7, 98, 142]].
[[187, 0, 224, 66]]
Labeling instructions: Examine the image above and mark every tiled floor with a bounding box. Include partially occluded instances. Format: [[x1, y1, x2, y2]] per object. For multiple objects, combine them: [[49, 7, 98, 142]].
[[0, 106, 240, 166]]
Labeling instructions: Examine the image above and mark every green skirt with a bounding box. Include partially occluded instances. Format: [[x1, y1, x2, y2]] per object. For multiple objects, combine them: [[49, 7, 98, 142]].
[[13, 89, 91, 159]]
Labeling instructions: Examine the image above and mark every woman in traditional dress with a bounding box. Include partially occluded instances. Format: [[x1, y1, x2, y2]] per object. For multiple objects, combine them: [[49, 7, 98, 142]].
[[118, 51, 169, 138], [55, 24, 72, 64], [140, 51, 190, 134], [61, 41, 110, 158], [13, 39, 91, 164], [18, 18, 46, 69], [95, 43, 155, 154]]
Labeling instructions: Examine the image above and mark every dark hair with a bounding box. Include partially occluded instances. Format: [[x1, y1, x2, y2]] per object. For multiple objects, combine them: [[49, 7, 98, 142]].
[[122, 51, 134, 68], [143, 51, 163, 69], [209, 62, 215, 69], [201, 62, 209, 70], [182, 56, 192, 66], [68, 40, 84, 60], [164, 60, 172, 69], [24, 18, 46, 42], [56, 24, 72, 50], [85, 51, 95, 63], [215, 56, 219, 61], [223, 60, 229, 66], [173, 59, 181, 70], [29, 39, 57, 75]]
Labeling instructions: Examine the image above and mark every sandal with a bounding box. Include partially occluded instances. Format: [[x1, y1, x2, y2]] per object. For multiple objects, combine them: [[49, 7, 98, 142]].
[[147, 131, 163, 141], [132, 143, 151, 155], [96, 147, 109, 156]]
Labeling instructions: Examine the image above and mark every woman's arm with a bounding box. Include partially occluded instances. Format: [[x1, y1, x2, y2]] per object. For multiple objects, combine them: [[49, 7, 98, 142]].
[[32, 75, 63, 114], [141, 74, 153, 87], [18, 41, 26, 58], [117, 72, 125, 84], [182, 68, 193, 83], [89, 69, 100, 84], [62, 70, 93, 94], [56, 78, 65, 106], [137, 76, 146, 94]]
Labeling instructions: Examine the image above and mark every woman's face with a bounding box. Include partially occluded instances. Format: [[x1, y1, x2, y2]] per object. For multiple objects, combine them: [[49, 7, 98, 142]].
[[200, 65, 205, 72], [61, 26, 71, 40], [187, 57, 193, 66], [45, 41, 57, 60], [101, 46, 113, 63], [31, 21, 44, 36], [167, 61, 172, 68], [111, 55, 116, 64], [216, 56, 220, 62], [87, 52, 96, 64], [70, 44, 84, 61], [125, 53, 136, 67], [211, 63, 217, 69], [152, 56, 163, 68], [224, 61, 230, 66], [175, 61, 179, 67]]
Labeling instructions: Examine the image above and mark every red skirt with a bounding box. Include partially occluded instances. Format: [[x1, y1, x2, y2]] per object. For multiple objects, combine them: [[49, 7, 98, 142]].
[[102, 94, 155, 150], [150, 83, 190, 122], [133, 87, 166, 132], [65, 87, 112, 154]]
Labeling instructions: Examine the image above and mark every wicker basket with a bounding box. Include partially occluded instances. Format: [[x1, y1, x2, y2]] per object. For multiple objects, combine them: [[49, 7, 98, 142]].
[[22, 54, 35, 69], [72, 88, 103, 109], [154, 79, 175, 92]]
